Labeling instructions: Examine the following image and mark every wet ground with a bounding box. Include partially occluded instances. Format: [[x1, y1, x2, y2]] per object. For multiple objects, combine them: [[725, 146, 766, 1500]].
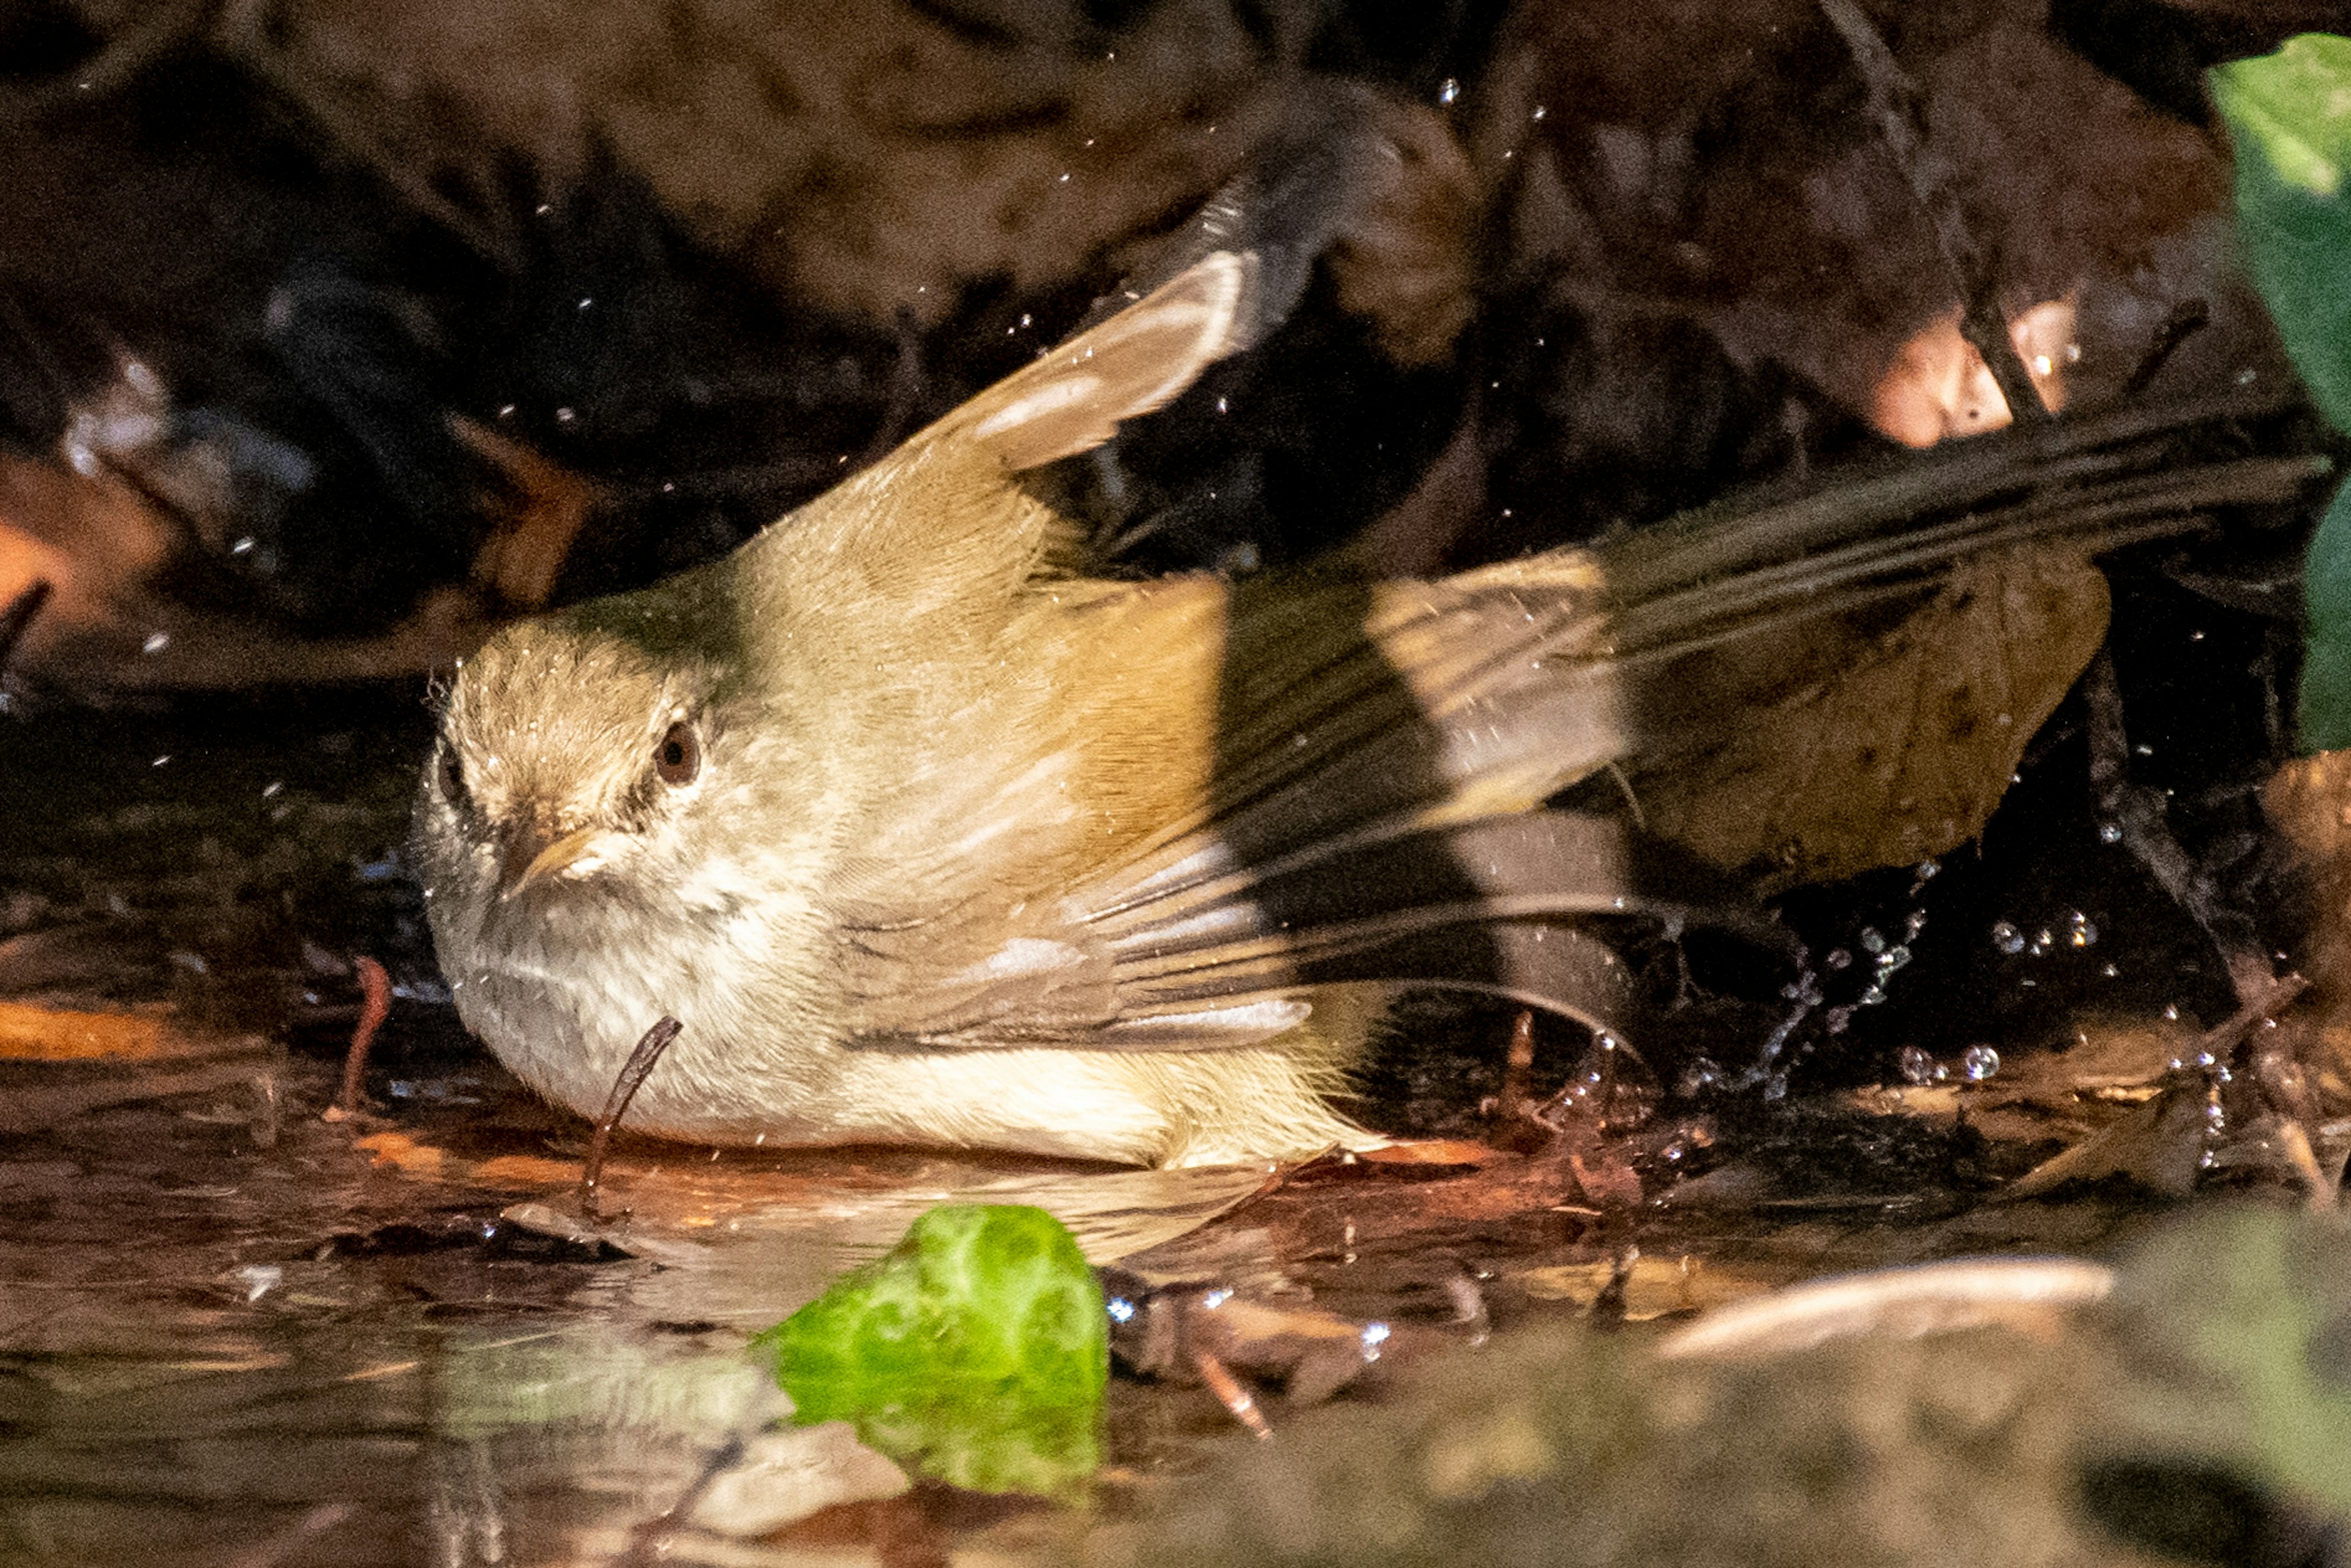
[[0, 682, 2252, 1567]]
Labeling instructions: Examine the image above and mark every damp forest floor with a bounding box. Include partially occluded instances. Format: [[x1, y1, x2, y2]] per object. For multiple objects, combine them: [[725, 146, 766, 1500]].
[[0, 678, 2339, 1568]]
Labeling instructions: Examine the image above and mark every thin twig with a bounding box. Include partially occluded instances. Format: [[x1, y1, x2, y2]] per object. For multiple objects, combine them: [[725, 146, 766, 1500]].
[[1818, 0, 2047, 428], [0, 579, 51, 688], [2084, 650, 2273, 1005], [324, 955, 392, 1120], [579, 1016, 683, 1220], [2121, 299, 2211, 402], [1497, 1008, 1535, 1119], [1219, 1141, 1343, 1223]]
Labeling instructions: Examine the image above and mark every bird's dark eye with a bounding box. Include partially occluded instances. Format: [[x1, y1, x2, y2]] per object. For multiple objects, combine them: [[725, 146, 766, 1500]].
[[655, 721, 700, 786], [437, 745, 468, 808]]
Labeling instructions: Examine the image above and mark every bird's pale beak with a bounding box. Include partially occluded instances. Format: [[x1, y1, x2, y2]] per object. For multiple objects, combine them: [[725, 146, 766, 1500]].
[[499, 824, 599, 900]]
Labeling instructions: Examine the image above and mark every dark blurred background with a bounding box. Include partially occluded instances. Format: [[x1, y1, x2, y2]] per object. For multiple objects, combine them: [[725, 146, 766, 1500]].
[[0, 0, 2340, 1108]]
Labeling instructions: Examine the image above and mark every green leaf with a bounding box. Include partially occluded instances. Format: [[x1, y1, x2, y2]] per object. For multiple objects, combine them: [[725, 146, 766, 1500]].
[[2212, 34, 2351, 200], [2211, 36, 2351, 748], [2213, 34, 2351, 434], [752, 1203, 1106, 1498], [2200, 36, 2351, 435], [2303, 481, 2351, 749]]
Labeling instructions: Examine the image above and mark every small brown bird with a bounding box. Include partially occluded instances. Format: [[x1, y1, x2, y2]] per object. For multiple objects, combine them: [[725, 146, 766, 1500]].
[[413, 228, 2317, 1166]]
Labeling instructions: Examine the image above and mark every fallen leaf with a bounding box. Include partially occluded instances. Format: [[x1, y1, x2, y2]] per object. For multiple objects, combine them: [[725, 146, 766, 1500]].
[[1634, 544, 2110, 890]]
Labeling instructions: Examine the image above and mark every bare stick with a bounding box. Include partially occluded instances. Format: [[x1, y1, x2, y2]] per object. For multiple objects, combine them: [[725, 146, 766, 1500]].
[[324, 955, 392, 1120], [2084, 650, 2273, 1005], [1818, 0, 2047, 429], [2121, 300, 2211, 402], [580, 1016, 683, 1220], [0, 579, 51, 686]]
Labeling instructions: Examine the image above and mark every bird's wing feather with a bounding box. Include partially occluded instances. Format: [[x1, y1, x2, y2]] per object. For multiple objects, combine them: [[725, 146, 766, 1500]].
[[938, 253, 1260, 474], [833, 400, 2327, 1054]]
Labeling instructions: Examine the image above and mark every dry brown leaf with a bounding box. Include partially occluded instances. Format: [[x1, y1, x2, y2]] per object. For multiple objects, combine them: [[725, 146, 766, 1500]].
[[1637, 543, 2109, 890], [0, 999, 277, 1133]]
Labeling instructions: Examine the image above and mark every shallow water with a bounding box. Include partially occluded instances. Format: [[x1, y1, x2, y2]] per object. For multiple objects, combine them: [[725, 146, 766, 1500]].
[[0, 684, 2287, 1565]]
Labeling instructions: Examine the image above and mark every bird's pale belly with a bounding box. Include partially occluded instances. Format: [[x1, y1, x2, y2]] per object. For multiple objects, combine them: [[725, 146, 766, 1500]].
[[444, 939, 1370, 1166]]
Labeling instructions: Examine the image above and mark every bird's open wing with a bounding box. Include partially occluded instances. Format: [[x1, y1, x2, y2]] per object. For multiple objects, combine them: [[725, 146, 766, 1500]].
[[833, 394, 2325, 1054]]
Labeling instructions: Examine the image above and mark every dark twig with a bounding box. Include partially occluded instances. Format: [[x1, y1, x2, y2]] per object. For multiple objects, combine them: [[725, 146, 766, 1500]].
[[1818, 0, 2048, 428], [2121, 299, 2212, 402], [0, 579, 51, 689], [579, 1016, 683, 1220], [2083, 650, 2273, 1004], [324, 955, 392, 1120], [1497, 1008, 1535, 1119], [2201, 971, 2309, 1061], [1218, 1141, 1344, 1224]]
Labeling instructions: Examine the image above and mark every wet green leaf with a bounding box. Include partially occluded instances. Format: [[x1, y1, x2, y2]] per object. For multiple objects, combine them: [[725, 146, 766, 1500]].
[[752, 1203, 1106, 1498], [2213, 35, 2351, 432], [2300, 482, 2351, 749], [2211, 34, 2351, 747]]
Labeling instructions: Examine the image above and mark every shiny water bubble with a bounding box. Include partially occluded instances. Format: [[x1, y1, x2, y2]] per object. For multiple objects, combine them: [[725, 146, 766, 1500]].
[[1961, 1045, 2001, 1081], [1859, 927, 1886, 955], [1897, 1045, 1935, 1085], [1824, 947, 1852, 970], [2098, 822, 2123, 844], [1990, 921, 2027, 955], [2068, 912, 2098, 948], [1439, 78, 1460, 104], [1678, 1057, 1722, 1097]]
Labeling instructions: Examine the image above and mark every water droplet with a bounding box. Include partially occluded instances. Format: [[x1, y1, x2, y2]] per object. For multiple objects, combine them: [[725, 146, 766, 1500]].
[[1677, 1057, 1722, 1096], [2068, 913, 2098, 947], [1897, 1045, 1935, 1085], [1914, 857, 1940, 880], [1878, 945, 1911, 974], [1991, 921, 2026, 955], [141, 631, 170, 654], [2101, 962, 2118, 978], [1824, 947, 1852, 970], [2163, 1004, 2180, 1021], [1439, 77, 1460, 103], [1859, 927, 1885, 955], [2098, 822, 2123, 844], [1962, 1045, 2000, 1081], [1761, 1072, 1788, 1102], [230, 536, 254, 555]]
